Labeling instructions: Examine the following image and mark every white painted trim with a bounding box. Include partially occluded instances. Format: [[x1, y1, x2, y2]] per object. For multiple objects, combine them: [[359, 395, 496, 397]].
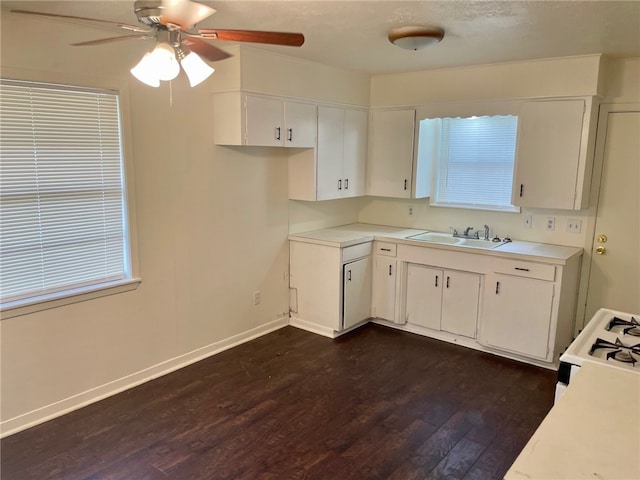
[[288, 317, 337, 338], [0, 317, 289, 438]]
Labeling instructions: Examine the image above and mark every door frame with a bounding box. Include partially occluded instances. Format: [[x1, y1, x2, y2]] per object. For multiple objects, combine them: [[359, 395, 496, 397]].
[[574, 102, 640, 332]]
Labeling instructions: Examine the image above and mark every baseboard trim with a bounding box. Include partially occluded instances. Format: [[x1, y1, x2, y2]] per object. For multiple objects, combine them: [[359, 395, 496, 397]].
[[288, 317, 337, 338], [0, 317, 289, 438]]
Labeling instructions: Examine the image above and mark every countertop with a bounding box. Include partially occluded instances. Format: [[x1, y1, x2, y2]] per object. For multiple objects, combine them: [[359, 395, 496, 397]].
[[504, 362, 640, 480], [288, 223, 582, 264]]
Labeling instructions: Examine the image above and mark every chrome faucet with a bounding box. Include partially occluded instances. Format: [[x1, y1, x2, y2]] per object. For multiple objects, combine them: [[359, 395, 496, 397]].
[[463, 226, 475, 237]]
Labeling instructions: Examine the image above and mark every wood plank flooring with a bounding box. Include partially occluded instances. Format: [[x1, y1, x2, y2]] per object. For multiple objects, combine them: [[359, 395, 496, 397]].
[[1, 324, 557, 479]]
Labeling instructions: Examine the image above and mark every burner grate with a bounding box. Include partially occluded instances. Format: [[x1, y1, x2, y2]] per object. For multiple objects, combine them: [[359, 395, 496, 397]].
[[606, 316, 640, 337], [589, 337, 640, 366]]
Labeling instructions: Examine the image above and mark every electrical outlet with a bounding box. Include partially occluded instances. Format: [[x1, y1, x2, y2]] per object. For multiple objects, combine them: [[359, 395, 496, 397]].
[[545, 217, 556, 231], [253, 290, 261, 305], [567, 219, 582, 233], [408, 205, 414, 216], [523, 215, 532, 229]]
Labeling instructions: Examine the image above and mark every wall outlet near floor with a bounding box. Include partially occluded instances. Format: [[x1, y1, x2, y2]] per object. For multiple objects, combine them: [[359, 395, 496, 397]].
[[523, 215, 533, 229], [545, 217, 556, 231], [253, 290, 261, 305], [567, 219, 582, 233]]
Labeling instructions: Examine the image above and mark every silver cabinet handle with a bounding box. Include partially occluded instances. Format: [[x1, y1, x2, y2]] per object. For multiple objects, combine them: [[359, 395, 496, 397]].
[[287, 128, 293, 142], [275, 127, 281, 141], [347, 269, 352, 281], [344, 178, 349, 190], [338, 179, 342, 190]]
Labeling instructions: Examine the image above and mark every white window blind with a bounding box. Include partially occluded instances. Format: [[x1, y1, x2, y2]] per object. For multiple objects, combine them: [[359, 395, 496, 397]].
[[422, 115, 518, 211], [0, 79, 129, 304]]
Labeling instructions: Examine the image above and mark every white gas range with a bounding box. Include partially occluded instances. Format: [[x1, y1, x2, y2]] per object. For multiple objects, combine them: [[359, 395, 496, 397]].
[[556, 307, 640, 401]]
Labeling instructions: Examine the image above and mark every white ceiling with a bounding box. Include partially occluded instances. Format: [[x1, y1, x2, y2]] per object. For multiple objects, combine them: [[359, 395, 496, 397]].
[[4, 0, 640, 74]]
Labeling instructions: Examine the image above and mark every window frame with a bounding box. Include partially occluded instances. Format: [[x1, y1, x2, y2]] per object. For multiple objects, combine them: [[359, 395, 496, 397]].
[[415, 101, 522, 213], [0, 76, 140, 319]]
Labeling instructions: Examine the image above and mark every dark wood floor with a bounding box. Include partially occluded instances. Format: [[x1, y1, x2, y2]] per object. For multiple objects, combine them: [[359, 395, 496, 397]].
[[1, 324, 556, 480]]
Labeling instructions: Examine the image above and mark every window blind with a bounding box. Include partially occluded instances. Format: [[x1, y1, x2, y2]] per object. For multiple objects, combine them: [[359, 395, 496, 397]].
[[0, 79, 128, 304], [427, 115, 518, 210]]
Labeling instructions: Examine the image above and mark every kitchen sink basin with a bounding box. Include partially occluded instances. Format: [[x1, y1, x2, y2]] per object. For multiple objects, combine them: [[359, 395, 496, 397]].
[[407, 232, 506, 249]]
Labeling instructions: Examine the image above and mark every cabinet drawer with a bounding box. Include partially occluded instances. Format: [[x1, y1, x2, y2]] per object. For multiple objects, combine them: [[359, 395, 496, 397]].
[[343, 242, 372, 262], [375, 242, 397, 257], [493, 259, 556, 281]]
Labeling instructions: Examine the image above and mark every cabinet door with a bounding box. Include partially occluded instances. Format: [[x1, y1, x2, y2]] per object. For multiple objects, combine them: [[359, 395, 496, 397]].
[[405, 264, 442, 330], [284, 101, 317, 148], [342, 109, 368, 198], [367, 109, 415, 198], [441, 270, 480, 338], [316, 106, 344, 201], [245, 95, 283, 146], [481, 274, 554, 360], [372, 257, 396, 321], [513, 99, 585, 209], [343, 257, 372, 330]]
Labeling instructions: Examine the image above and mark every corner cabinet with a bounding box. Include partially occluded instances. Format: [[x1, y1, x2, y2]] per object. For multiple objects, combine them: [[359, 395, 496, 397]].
[[513, 97, 598, 210], [213, 92, 316, 147], [289, 240, 372, 337], [314, 106, 368, 200], [366, 109, 416, 198], [371, 242, 398, 322]]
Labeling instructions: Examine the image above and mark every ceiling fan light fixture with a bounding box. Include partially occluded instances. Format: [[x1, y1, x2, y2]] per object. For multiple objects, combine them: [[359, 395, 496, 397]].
[[388, 26, 444, 51], [130, 52, 161, 87], [179, 51, 215, 87]]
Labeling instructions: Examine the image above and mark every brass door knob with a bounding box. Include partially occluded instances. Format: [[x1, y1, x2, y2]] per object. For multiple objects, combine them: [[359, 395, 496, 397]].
[[596, 245, 606, 255], [598, 234, 608, 243]]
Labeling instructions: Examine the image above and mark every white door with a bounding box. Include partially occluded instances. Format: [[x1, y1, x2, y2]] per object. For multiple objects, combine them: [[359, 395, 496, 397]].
[[367, 109, 415, 198], [316, 106, 344, 200], [405, 264, 442, 330], [482, 274, 554, 360], [342, 109, 368, 198], [372, 257, 396, 321], [441, 270, 480, 338], [342, 257, 372, 329], [283, 101, 317, 148], [585, 109, 640, 320], [244, 95, 282, 146]]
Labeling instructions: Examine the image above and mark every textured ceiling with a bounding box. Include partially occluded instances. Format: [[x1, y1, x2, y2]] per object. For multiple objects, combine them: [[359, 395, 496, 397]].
[[3, 0, 640, 74]]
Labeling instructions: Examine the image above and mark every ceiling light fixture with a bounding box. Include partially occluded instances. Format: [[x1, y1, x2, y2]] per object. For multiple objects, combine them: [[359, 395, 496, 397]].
[[388, 26, 445, 51], [130, 30, 214, 88]]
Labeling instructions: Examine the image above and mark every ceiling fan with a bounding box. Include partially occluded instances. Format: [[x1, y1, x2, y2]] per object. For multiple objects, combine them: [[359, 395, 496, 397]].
[[11, 0, 305, 87]]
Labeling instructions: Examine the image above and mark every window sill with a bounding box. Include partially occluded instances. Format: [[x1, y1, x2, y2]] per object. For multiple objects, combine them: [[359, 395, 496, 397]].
[[0, 278, 142, 320], [429, 201, 521, 213]]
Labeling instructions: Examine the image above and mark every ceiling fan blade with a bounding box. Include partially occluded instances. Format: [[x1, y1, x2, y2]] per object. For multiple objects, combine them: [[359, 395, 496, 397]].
[[181, 37, 232, 62], [10, 9, 150, 33], [71, 35, 151, 47], [160, 0, 216, 30], [198, 29, 305, 47]]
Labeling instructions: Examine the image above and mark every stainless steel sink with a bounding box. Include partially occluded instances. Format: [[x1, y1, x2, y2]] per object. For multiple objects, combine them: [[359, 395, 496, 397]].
[[407, 232, 506, 249]]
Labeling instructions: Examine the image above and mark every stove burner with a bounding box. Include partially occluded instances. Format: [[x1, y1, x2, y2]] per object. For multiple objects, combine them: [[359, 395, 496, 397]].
[[589, 337, 640, 366], [606, 316, 640, 336]]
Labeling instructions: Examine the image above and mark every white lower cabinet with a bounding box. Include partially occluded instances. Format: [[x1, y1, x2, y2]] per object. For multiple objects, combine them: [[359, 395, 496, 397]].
[[289, 240, 371, 336], [371, 242, 398, 321], [481, 273, 555, 360], [405, 264, 480, 338]]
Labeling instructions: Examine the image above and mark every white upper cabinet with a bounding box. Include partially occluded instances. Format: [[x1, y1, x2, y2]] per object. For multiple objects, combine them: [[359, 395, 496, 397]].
[[513, 97, 597, 210], [367, 109, 416, 198], [290, 106, 367, 201], [213, 92, 316, 147]]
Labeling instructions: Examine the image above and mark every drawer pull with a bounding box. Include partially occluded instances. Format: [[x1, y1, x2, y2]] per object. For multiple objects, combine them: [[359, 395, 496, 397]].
[[380, 248, 391, 252], [514, 267, 530, 272]]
